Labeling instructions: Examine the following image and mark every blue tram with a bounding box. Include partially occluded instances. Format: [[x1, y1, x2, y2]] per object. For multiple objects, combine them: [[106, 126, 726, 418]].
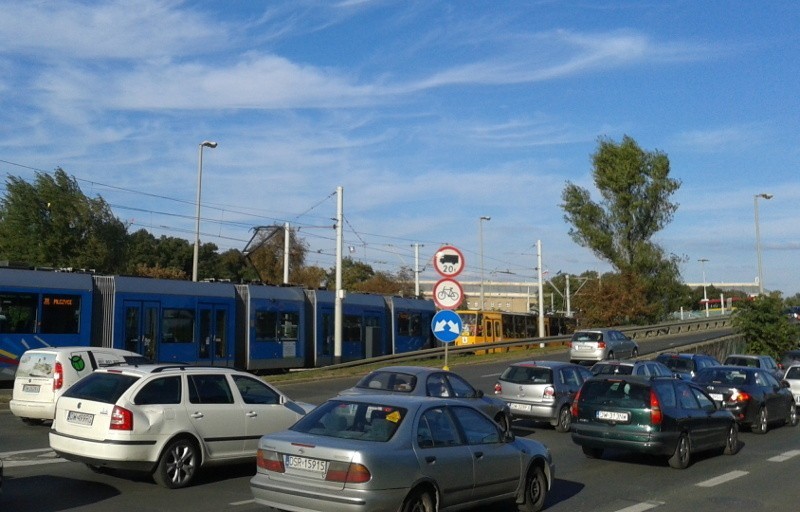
[[0, 267, 436, 381], [0, 268, 95, 381]]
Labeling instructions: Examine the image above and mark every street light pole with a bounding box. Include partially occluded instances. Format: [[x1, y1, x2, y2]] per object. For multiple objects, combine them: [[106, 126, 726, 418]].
[[193, 141, 218, 282], [754, 193, 773, 295], [698, 258, 709, 317], [479, 216, 491, 310]]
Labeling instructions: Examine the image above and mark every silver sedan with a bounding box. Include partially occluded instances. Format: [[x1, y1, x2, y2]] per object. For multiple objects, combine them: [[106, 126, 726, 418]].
[[250, 394, 554, 512], [569, 328, 639, 364]]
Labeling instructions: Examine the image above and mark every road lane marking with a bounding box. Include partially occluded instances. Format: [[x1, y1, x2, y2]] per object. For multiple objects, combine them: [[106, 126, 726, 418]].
[[614, 501, 664, 512], [768, 449, 800, 462], [696, 470, 748, 487], [1, 448, 67, 467], [230, 499, 255, 506], [481, 372, 501, 378]]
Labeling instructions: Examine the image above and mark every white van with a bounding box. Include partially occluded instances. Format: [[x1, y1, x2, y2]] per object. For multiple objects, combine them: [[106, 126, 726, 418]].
[[10, 346, 148, 423]]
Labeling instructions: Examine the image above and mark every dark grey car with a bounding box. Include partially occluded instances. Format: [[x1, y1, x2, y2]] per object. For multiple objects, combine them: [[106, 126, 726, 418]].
[[494, 361, 593, 432]]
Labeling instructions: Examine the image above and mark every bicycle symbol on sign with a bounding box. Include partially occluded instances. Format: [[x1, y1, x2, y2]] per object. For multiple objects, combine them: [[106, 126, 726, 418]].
[[437, 286, 459, 301]]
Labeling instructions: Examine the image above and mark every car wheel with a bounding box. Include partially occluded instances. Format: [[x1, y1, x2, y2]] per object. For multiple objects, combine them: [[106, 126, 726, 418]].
[[581, 446, 603, 459], [555, 406, 572, 433], [85, 464, 109, 474], [495, 412, 511, 433], [787, 402, 798, 427], [723, 423, 739, 455], [21, 418, 44, 426], [517, 464, 547, 512], [751, 406, 768, 434], [668, 433, 691, 469], [153, 437, 199, 489], [400, 487, 435, 512]]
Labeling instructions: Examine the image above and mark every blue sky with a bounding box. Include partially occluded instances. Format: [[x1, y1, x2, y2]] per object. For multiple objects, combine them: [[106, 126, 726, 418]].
[[1, 1, 799, 297]]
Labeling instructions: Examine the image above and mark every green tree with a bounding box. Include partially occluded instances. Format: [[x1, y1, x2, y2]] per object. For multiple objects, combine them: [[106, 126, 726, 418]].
[[731, 293, 798, 359], [561, 136, 682, 323], [0, 168, 128, 272], [245, 226, 308, 284]]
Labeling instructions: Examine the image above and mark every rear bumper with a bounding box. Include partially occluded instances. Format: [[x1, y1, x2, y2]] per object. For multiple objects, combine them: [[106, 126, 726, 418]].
[[49, 430, 160, 472], [505, 402, 558, 422], [571, 427, 677, 456], [10, 400, 56, 420]]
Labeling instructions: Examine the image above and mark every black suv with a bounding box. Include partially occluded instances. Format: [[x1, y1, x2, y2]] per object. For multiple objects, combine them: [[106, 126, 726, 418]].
[[655, 353, 721, 380], [571, 375, 739, 468]]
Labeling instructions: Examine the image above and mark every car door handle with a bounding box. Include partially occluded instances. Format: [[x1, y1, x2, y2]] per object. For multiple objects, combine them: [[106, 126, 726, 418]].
[[246, 411, 258, 417], [425, 456, 436, 464], [474, 451, 484, 459], [191, 412, 204, 419]]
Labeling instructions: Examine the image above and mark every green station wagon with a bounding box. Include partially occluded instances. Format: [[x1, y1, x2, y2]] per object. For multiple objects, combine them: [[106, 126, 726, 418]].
[[570, 375, 739, 469]]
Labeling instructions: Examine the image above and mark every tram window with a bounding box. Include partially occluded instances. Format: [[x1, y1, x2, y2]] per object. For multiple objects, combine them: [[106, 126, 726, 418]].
[[255, 311, 278, 341], [0, 292, 37, 334], [162, 309, 195, 343], [397, 312, 422, 336], [279, 312, 299, 341], [40, 294, 81, 334], [344, 315, 362, 342]]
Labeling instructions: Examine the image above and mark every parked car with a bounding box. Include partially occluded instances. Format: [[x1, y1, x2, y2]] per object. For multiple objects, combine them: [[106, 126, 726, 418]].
[[494, 361, 592, 432], [10, 346, 149, 424], [723, 354, 783, 381], [590, 360, 674, 378], [569, 329, 639, 364], [49, 364, 314, 488], [655, 352, 721, 380], [693, 365, 797, 434], [784, 365, 800, 408], [338, 365, 511, 431], [250, 394, 554, 512], [571, 375, 739, 469]]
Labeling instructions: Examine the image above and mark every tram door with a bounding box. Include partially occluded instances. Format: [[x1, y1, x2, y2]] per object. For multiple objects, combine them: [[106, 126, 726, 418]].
[[482, 316, 501, 343], [198, 304, 229, 364], [123, 301, 159, 362]]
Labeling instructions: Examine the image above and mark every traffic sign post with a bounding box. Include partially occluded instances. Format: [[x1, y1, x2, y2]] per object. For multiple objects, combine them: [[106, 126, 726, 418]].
[[432, 310, 462, 370]]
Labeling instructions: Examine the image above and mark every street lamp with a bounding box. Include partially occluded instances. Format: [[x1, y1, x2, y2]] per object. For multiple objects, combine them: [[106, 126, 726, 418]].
[[193, 141, 218, 282], [698, 258, 709, 317], [753, 193, 772, 295], [479, 216, 491, 310]]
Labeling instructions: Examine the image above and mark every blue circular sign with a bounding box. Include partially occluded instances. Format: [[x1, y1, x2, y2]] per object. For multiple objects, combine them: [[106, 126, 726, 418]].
[[431, 310, 463, 344]]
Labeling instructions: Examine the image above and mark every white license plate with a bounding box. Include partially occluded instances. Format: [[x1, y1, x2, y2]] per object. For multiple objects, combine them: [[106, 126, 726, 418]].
[[576, 345, 592, 351], [22, 384, 41, 393], [596, 410, 629, 422], [509, 403, 532, 412], [284, 455, 328, 474], [710, 393, 723, 402], [67, 410, 94, 426]]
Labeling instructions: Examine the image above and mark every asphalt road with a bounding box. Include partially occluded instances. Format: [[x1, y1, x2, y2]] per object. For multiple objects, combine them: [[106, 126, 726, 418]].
[[2, 330, 797, 512]]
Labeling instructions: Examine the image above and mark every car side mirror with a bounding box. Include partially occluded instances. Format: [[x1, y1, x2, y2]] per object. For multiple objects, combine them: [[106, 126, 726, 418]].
[[503, 430, 515, 443], [781, 380, 791, 388], [475, 389, 484, 398]]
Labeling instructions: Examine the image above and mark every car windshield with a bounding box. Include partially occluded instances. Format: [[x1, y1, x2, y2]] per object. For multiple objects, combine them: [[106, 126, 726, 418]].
[[62, 372, 140, 404], [572, 331, 602, 342], [579, 380, 649, 408], [785, 367, 800, 379], [292, 400, 407, 442], [500, 365, 553, 384], [592, 363, 632, 375], [660, 358, 693, 372], [355, 371, 417, 393], [696, 368, 752, 386]]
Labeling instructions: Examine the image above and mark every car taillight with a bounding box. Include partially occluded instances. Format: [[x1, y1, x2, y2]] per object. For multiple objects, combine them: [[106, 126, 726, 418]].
[[53, 362, 64, 390], [730, 389, 751, 403], [543, 386, 555, 399], [256, 449, 285, 473], [494, 382, 502, 394], [110, 406, 133, 431], [650, 389, 662, 425], [597, 341, 606, 349], [325, 461, 371, 483], [571, 388, 582, 417]]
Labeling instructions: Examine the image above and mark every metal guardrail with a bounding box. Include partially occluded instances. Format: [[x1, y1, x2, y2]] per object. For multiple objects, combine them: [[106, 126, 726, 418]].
[[310, 315, 734, 372]]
